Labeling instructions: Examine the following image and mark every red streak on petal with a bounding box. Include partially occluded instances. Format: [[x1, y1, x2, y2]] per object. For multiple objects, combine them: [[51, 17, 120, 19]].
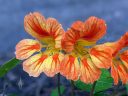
[[81, 58, 88, 67]]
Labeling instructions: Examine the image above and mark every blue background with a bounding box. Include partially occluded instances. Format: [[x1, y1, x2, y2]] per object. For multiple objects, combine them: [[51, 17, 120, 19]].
[[0, 0, 128, 96]]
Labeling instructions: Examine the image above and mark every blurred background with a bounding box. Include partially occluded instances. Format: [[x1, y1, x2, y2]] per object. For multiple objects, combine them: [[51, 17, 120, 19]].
[[0, 0, 128, 96]]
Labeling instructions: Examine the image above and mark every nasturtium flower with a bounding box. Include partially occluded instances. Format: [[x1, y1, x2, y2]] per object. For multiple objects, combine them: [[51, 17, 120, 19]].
[[60, 17, 108, 83], [15, 12, 64, 77], [91, 32, 128, 85]]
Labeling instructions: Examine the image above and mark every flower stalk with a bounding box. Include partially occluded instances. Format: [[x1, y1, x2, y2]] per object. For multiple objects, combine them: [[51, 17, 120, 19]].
[[90, 81, 97, 96], [57, 73, 61, 96], [70, 80, 75, 96]]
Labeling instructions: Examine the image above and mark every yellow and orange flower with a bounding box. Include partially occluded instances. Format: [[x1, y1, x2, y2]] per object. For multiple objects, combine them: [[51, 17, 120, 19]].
[[60, 16, 108, 83], [16, 12, 126, 85], [15, 12, 64, 77], [91, 32, 128, 85]]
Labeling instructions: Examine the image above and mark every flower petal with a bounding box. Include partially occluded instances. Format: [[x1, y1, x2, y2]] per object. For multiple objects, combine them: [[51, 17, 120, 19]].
[[111, 64, 119, 85], [61, 28, 80, 53], [24, 12, 48, 39], [120, 50, 128, 69], [62, 16, 106, 53], [111, 62, 128, 85], [117, 64, 128, 84], [42, 53, 64, 77], [60, 55, 80, 81], [23, 53, 64, 77], [90, 45, 113, 69], [23, 54, 48, 77], [80, 57, 101, 84], [46, 18, 64, 48], [15, 39, 41, 60], [82, 16, 106, 41], [24, 12, 64, 48], [104, 32, 128, 57]]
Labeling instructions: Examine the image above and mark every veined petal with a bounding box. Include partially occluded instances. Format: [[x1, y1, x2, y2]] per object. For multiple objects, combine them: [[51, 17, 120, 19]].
[[60, 55, 80, 81], [117, 64, 128, 84], [23, 54, 48, 77], [82, 16, 106, 41], [24, 12, 48, 39], [69, 17, 106, 41], [80, 57, 101, 84], [90, 45, 113, 69], [42, 53, 64, 77], [46, 18, 64, 48], [62, 16, 106, 53], [118, 32, 128, 47], [111, 61, 128, 85], [89, 32, 128, 69], [24, 12, 64, 48], [15, 39, 41, 60], [23, 53, 64, 77], [61, 28, 80, 53], [104, 32, 128, 57], [120, 50, 128, 69], [111, 63, 119, 85]]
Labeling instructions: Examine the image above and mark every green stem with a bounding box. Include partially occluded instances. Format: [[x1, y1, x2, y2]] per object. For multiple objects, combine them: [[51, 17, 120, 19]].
[[57, 73, 61, 96], [90, 81, 97, 96], [70, 80, 75, 96]]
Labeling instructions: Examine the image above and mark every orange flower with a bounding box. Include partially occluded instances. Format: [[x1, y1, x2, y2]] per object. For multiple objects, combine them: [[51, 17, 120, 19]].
[[60, 16, 107, 83], [15, 12, 64, 77], [90, 32, 128, 85]]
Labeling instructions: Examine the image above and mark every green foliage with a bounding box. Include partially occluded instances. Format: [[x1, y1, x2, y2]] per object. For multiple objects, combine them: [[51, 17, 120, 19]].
[[75, 69, 113, 93], [94, 92, 108, 96], [0, 58, 21, 77], [51, 85, 65, 96]]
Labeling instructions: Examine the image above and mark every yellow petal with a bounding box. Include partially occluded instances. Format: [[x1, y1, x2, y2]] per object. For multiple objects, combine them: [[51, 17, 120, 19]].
[[15, 39, 41, 60], [23, 54, 48, 77], [42, 53, 64, 77]]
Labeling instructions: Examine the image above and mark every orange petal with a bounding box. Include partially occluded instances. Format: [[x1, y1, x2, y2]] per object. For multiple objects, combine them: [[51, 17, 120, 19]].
[[117, 64, 128, 84], [24, 12, 48, 39], [60, 55, 80, 81], [82, 16, 106, 41], [111, 61, 128, 85], [61, 28, 80, 53], [46, 18, 64, 48], [118, 32, 128, 47], [70, 21, 85, 36], [23, 54, 48, 77], [15, 39, 41, 60], [111, 64, 119, 85], [24, 12, 64, 48], [120, 50, 128, 69], [62, 16, 106, 53], [105, 32, 128, 57], [80, 57, 101, 84], [90, 45, 113, 69]]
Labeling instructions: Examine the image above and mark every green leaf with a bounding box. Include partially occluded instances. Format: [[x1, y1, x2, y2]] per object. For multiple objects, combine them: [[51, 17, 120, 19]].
[[75, 69, 113, 93], [94, 92, 108, 96], [51, 85, 65, 96], [0, 58, 21, 77], [75, 80, 92, 92]]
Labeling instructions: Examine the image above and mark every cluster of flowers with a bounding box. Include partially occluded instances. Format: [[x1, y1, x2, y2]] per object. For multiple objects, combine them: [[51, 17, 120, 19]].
[[15, 12, 128, 85]]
